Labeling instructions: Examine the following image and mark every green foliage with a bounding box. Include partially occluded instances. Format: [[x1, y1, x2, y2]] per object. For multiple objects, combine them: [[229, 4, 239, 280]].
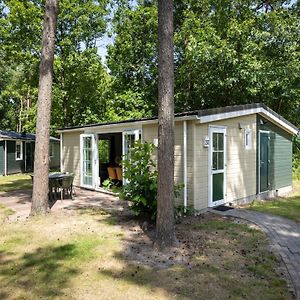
[[0, 0, 110, 132], [109, 0, 300, 126], [175, 205, 197, 219], [102, 178, 114, 190], [119, 141, 158, 220], [120, 141, 184, 220]]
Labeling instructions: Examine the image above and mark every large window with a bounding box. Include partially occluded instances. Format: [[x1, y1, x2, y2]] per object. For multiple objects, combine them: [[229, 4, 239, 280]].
[[16, 141, 23, 160]]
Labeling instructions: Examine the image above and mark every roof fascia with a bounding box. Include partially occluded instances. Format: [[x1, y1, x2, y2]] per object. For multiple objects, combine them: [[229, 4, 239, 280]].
[[58, 115, 198, 134], [197, 107, 298, 135]]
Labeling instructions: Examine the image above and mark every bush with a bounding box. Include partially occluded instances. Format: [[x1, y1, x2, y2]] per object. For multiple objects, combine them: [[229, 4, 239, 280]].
[[119, 141, 158, 220], [119, 141, 183, 221]]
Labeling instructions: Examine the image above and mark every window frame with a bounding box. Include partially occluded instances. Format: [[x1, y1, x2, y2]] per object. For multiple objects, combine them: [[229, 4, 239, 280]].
[[15, 141, 23, 161]]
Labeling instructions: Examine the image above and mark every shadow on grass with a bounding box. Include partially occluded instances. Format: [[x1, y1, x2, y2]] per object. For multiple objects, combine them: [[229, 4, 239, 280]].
[[0, 244, 79, 298], [66, 193, 291, 299]]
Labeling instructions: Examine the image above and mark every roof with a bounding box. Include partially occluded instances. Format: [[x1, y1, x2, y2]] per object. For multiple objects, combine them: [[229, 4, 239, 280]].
[[0, 130, 60, 142], [58, 103, 299, 135]]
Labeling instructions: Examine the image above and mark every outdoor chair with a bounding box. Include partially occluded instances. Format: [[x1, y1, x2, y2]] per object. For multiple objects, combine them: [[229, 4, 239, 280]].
[[115, 167, 122, 182], [107, 167, 117, 180], [60, 174, 74, 200]]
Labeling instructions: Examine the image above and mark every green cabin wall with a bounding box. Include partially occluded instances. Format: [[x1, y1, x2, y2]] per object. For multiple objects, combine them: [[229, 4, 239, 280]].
[[1, 139, 60, 175], [0, 141, 4, 175], [6, 140, 24, 174], [258, 116, 293, 190]]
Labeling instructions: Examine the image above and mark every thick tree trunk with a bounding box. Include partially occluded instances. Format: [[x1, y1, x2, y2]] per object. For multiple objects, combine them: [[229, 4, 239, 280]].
[[31, 0, 58, 215], [155, 0, 176, 249]]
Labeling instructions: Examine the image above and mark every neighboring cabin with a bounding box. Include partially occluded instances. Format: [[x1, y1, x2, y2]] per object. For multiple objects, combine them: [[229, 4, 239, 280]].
[[59, 103, 299, 210], [0, 131, 60, 176]]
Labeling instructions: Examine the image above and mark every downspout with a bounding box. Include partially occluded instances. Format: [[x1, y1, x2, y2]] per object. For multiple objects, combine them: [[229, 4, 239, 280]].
[[60, 133, 63, 172], [183, 121, 187, 209], [4, 140, 7, 176]]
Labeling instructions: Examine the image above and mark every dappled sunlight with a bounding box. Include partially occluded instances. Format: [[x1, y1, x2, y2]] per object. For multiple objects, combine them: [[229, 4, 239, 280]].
[[0, 244, 79, 298]]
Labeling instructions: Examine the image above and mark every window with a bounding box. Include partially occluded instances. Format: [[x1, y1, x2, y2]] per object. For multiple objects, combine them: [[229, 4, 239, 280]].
[[49, 144, 54, 157], [16, 141, 23, 160], [244, 129, 252, 150]]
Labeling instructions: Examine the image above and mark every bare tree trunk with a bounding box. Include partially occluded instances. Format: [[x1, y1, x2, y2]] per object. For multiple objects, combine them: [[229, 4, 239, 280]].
[[155, 0, 176, 249], [31, 0, 58, 215]]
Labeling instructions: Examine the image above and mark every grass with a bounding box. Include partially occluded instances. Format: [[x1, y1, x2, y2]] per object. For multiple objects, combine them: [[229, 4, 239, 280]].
[[0, 204, 14, 222], [0, 174, 32, 192], [249, 180, 300, 222], [0, 208, 292, 299]]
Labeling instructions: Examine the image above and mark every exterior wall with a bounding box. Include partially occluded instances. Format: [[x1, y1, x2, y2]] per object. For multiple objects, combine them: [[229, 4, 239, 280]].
[[61, 131, 82, 186], [7, 141, 24, 174], [259, 116, 293, 190], [142, 121, 193, 207], [49, 141, 61, 169], [0, 141, 4, 175], [194, 114, 257, 210], [60, 111, 293, 210]]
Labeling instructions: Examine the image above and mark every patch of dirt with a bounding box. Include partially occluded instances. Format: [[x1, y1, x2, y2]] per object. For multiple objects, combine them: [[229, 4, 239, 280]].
[[121, 213, 254, 268]]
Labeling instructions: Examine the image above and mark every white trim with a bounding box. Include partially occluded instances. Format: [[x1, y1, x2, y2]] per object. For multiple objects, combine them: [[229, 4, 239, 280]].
[[208, 126, 227, 207], [15, 140, 23, 161], [57, 107, 297, 136], [80, 134, 96, 189], [57, 115, 199, 134], [198, 107, 298, 135], [183, 121, 187, 209], [4, 140, 7, 176]]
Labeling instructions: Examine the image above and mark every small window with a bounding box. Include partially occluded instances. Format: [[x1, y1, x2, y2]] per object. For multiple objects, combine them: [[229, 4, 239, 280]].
[[49, 144, 54, 157], [16, 141, 23, 160], [244, 129, 252, 150]]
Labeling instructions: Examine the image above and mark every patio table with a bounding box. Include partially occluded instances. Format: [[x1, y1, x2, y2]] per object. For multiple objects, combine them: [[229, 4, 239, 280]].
[[48, 173, 74, 201]]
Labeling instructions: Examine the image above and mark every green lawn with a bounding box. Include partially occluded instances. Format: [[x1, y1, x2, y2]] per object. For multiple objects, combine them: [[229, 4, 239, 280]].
[[0, 174, 32, 192], [249, 180, 300, 222]]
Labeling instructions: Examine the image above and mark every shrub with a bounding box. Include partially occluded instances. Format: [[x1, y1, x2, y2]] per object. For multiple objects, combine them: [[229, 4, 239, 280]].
[[119, 141, 158, 220], [120, 141, 183, 221]]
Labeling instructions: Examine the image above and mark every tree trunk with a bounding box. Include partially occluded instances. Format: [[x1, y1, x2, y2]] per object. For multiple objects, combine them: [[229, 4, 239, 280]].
[[155, 0, 176, 249], [31, 0, 58, 216]]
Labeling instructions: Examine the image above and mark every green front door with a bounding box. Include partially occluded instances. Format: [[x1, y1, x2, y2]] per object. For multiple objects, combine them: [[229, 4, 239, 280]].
[[259, 131, 269, 192], [209, 127, 226, 207]]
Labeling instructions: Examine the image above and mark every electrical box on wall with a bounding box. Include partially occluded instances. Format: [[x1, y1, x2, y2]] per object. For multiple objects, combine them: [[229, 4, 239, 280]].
[[203, 136, 209, 148], [153, 138, 158, 147]]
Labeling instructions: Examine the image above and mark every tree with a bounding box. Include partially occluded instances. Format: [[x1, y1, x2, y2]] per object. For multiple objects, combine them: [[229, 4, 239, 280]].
[[0, 0, 110, 133], [108, 0, 300, 127], [155, 0, 176, 249], [31, 0, 58, 215]]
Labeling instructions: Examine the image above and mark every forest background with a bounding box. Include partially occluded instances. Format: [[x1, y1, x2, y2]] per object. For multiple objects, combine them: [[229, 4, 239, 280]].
[[0, 0, 299, 156]]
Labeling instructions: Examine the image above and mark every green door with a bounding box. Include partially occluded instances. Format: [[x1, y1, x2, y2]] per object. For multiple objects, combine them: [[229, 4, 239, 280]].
[[260, 132, 269, 192]]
